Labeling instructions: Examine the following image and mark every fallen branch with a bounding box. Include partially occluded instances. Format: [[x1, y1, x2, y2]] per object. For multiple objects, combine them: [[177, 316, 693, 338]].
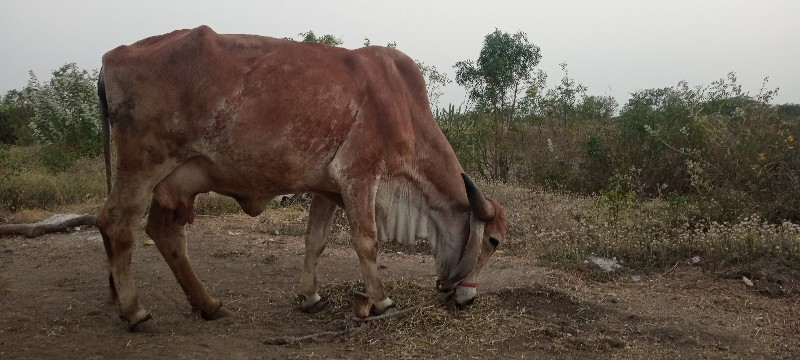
[[0, 214, 97, 238], [263, 322, 371, 345]]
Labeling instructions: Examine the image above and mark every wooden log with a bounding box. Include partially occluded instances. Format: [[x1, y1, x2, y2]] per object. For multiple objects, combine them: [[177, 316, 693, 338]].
[[0, 214, 97, 238]]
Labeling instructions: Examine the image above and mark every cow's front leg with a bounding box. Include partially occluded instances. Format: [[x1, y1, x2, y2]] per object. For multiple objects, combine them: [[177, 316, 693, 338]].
[[298, 194, 336, 313], [342, 185, 395, 315]]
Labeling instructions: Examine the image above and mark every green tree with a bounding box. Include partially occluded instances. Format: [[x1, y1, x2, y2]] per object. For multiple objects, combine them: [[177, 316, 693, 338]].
[[0, 88, 35, 145], [299, 31, 343, 46], [455, 30, 542, 117], [26, 63, 101, 155], [531, 63, 618, 123], [454, 29, 543, 180], [539, 63, 588, 123], [416, 61, 451, 109], [575, 95, 618, 121], [362, 38, 397, 48]]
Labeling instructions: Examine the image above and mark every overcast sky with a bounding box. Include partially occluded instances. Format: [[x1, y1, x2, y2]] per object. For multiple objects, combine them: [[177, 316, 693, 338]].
[[2, 0, 798, 107]]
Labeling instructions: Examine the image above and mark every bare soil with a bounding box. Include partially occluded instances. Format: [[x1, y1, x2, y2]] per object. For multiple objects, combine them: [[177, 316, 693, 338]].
[[1, 214, 798, 359]]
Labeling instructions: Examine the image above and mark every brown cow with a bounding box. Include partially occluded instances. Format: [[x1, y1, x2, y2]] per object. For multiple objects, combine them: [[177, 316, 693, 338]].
[[97, 26, 507, 332]]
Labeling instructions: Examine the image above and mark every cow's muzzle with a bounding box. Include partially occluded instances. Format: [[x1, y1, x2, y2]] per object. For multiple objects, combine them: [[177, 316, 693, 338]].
[[436, 279, 478, 293], [436, 279, 479, 308]]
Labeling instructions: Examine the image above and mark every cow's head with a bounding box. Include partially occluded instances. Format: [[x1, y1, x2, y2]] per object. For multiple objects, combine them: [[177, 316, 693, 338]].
[[437, 173, 507, 306]]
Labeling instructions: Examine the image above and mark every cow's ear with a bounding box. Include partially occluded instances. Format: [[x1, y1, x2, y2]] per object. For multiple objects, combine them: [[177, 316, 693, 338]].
[[461, 173, 495, 221]]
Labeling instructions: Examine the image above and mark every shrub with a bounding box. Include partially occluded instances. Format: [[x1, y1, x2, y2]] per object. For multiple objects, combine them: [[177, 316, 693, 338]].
[[0, 89, 35, 145], [0, 147, 105, 212], [194, 193, 241, 216], [26, 63, 102, 156], [485, 182, 800, 271], [37, 143, 81, 173], [618, 74, 799, 222]]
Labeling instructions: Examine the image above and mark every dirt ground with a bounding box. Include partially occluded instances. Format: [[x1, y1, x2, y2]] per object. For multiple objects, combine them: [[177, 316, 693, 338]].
[[1, 214, 798, 359]]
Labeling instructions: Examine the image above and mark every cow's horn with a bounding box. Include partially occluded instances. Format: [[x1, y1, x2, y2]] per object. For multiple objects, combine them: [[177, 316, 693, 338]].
[[462, 173, 495, 221]]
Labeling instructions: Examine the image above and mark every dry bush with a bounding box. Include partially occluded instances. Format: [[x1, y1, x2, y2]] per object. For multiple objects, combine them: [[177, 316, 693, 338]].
[[484, 181, 800, 271], [517, 121, 611, 192], [1, 146, 105, 212], [255, 206, 308, 237], [194, 192, 241, 216]]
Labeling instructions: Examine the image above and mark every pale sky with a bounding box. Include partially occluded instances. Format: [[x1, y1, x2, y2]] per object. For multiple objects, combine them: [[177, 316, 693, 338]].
[[1, 0, 798, 107]]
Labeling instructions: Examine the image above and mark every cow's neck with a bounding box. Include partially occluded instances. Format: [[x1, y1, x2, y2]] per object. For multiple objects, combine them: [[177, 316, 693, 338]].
[[374, 176, 467, 275]]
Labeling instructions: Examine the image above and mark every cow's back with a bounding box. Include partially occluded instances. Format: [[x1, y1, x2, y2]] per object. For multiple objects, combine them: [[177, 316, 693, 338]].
[[100, 25, 461, 203]]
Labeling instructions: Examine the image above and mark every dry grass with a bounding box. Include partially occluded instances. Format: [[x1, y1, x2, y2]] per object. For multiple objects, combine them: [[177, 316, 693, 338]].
[[194, 192, 241, 216], [0, 148, 105, 213], [482, 181, 800, 272], [301, 276, 616, 358], [255, 206, 308, 237], [311, 278, 547, 358], [2, 144, 798, 274]]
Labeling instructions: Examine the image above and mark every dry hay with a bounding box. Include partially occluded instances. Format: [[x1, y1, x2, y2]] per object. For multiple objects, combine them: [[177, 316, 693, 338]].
[[292, 277, 601, 358]]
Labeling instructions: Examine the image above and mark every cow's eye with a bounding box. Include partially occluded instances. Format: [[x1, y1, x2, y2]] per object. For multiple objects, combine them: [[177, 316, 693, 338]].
[[489, 237, 500, 249]]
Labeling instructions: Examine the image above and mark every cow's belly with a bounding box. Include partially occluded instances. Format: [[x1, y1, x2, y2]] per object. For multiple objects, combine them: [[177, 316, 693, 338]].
[[153, 154, 332, 219]]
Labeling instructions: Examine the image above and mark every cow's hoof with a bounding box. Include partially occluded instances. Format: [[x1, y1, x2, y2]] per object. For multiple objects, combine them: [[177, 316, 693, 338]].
[[128, 316, 161, 333], [370, 303, 397, 316], [202, 305, 233, 321], [300, 297, 329, 314]]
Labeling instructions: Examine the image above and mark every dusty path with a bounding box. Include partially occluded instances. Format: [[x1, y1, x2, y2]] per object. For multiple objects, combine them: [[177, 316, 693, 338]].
[[1, 214, 798, 359]]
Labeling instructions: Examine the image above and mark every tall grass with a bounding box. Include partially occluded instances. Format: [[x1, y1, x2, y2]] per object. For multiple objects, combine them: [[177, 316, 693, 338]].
[[483, 181, 800, 271], [0, 146, 105, 212]]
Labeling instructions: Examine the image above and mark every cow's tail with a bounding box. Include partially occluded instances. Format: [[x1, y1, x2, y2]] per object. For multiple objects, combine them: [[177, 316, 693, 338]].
[[97, 68, 112, 194]]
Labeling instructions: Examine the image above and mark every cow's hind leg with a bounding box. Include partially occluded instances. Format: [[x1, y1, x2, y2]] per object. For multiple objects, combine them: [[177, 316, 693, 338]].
[[298, 194, 336, 313], [100, 231, 118, 303], [97, 177, 161, 332], [145, 198, 232, 320]]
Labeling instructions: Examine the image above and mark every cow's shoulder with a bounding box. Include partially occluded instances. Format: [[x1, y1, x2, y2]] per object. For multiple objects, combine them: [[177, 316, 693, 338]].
[[355, 46, 426, 90], [103, 26, 218, 65]]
